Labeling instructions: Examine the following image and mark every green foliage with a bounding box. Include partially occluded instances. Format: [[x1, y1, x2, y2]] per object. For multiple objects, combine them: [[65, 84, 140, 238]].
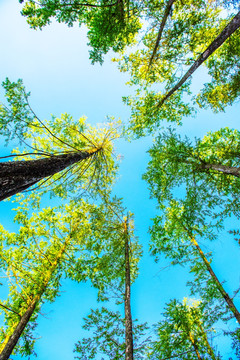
[[144, 127, 240, 225], [0, 78, 34, 144], [74, 307, 149, 359], [148, 298, 220, 360], [195, 28, 240, 112], [0, 78, 120, 202], [115, 1, 239, 135], [0, 197, 142, 356], [20, 0, 142, 64]]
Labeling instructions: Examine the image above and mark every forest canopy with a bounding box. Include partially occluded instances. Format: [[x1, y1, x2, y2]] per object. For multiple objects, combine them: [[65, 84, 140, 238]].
[[0, 0, 240, 359]]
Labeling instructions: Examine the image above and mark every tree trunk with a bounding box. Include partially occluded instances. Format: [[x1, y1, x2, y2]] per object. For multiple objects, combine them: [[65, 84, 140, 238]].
[[0, 150, 97, 201], [0, 300, 37, 360], [124, 216, 134, 360], [148, 0, 176, 69], [190, 235, 240, 324], [157, 10, 240, 107], [188, 331, 203, 360], [196, 320, 218, 360], [199, 162, 240, 177], [0, 236, 70, 359]]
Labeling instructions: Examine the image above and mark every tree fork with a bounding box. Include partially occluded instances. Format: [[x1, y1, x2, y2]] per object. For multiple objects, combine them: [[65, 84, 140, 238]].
[[0, 149, 98, 201], [157, 10, 240, 108], [124, 215, 134, 360]]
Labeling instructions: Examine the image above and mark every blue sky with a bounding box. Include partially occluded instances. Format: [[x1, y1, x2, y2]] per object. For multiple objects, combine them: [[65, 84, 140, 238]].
[[0, 0, 240, 359]]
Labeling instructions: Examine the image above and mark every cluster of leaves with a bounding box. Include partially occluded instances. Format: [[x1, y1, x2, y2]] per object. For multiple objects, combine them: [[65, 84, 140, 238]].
[[74, 307, 149, 359], [0, 196, 143, 357], [148, 298, 220, 359], [20, 0, 142, 64], [115, 1, 240, 135]]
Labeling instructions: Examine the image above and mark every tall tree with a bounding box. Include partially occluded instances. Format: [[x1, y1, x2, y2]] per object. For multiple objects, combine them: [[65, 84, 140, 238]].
[[0, 78, 119, 201], [0, 200, 93, 359], [144, 127, 240, 223], [0, 198, 140, 359], [74, 208, 147, 359], [20, 0, 142, 64], [74, 307, 149, 360], [148, 298, 220, 360], [149, 200, 240, 324], [116, 2, 240, 135]]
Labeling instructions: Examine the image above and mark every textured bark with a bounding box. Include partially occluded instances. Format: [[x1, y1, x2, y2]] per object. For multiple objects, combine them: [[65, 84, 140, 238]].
[[148, 0, 176, 69], [199, 162, 240, 177], [0, 236, 70, 359], [190, 235, 240, 324], [0, 150, 96, 201], [157, 10, 240, 107], [124, 216, 134, 360]]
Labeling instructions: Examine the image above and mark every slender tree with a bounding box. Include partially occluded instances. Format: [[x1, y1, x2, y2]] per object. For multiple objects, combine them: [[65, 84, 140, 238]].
[[156, 11, 240, 108], [0, 201, 94, 359], [74, 207, 148, 359], [150, 200, 240, 324], [124, 214, 134, 360], [116, 2, 240, 135], [148, 299, 220, 360]]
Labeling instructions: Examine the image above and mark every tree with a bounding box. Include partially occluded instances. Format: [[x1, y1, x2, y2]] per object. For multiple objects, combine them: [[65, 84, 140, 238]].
[[143, 127, 240, 224], [0, 200, 94, 359], [74, 307, 149, 360], [20, 0, 142, 64], [115, 2, 240, 135], [148, 298, 220, 360], [149, 200, 240, 325], [74, 210, 148, 360], [0, 198, 142, 359], [0, 78, 119, 202]]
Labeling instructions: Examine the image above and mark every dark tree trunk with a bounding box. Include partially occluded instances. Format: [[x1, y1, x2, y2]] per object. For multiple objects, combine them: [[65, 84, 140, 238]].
[[199, 162, 240, 177], [124, 216, 134, 360], [148, 0, 176, 69], [157, 10, 240, 107], [0, 150, 96, 201]]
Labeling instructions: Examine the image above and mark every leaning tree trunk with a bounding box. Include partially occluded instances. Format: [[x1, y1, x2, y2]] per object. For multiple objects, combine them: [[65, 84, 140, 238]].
[[0, 149, 98, 201], [148, 0, 176, 69], [187, 233, 240, 324], [199, 162, 240, 177], [157, 10, 240, 108], [124, 216, 134, 360], [0, 236, 70, 360], [187, 331, 203, 360]]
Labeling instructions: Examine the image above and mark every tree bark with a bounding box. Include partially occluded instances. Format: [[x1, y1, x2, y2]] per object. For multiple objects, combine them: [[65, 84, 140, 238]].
[[157, 10, 240, 107], [0, 300, 37, 360], [199, 162, 240, 177], [124, 216, 134, 360], [148, 0, 176, 69], [188, 331, 203, 360], [0, 235, 70, 359], [0, 150, 97, 201], [189, 235, 240, 324]]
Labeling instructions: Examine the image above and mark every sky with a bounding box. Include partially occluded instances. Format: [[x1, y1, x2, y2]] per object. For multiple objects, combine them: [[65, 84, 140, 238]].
[[0, 0, 240, 359]]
